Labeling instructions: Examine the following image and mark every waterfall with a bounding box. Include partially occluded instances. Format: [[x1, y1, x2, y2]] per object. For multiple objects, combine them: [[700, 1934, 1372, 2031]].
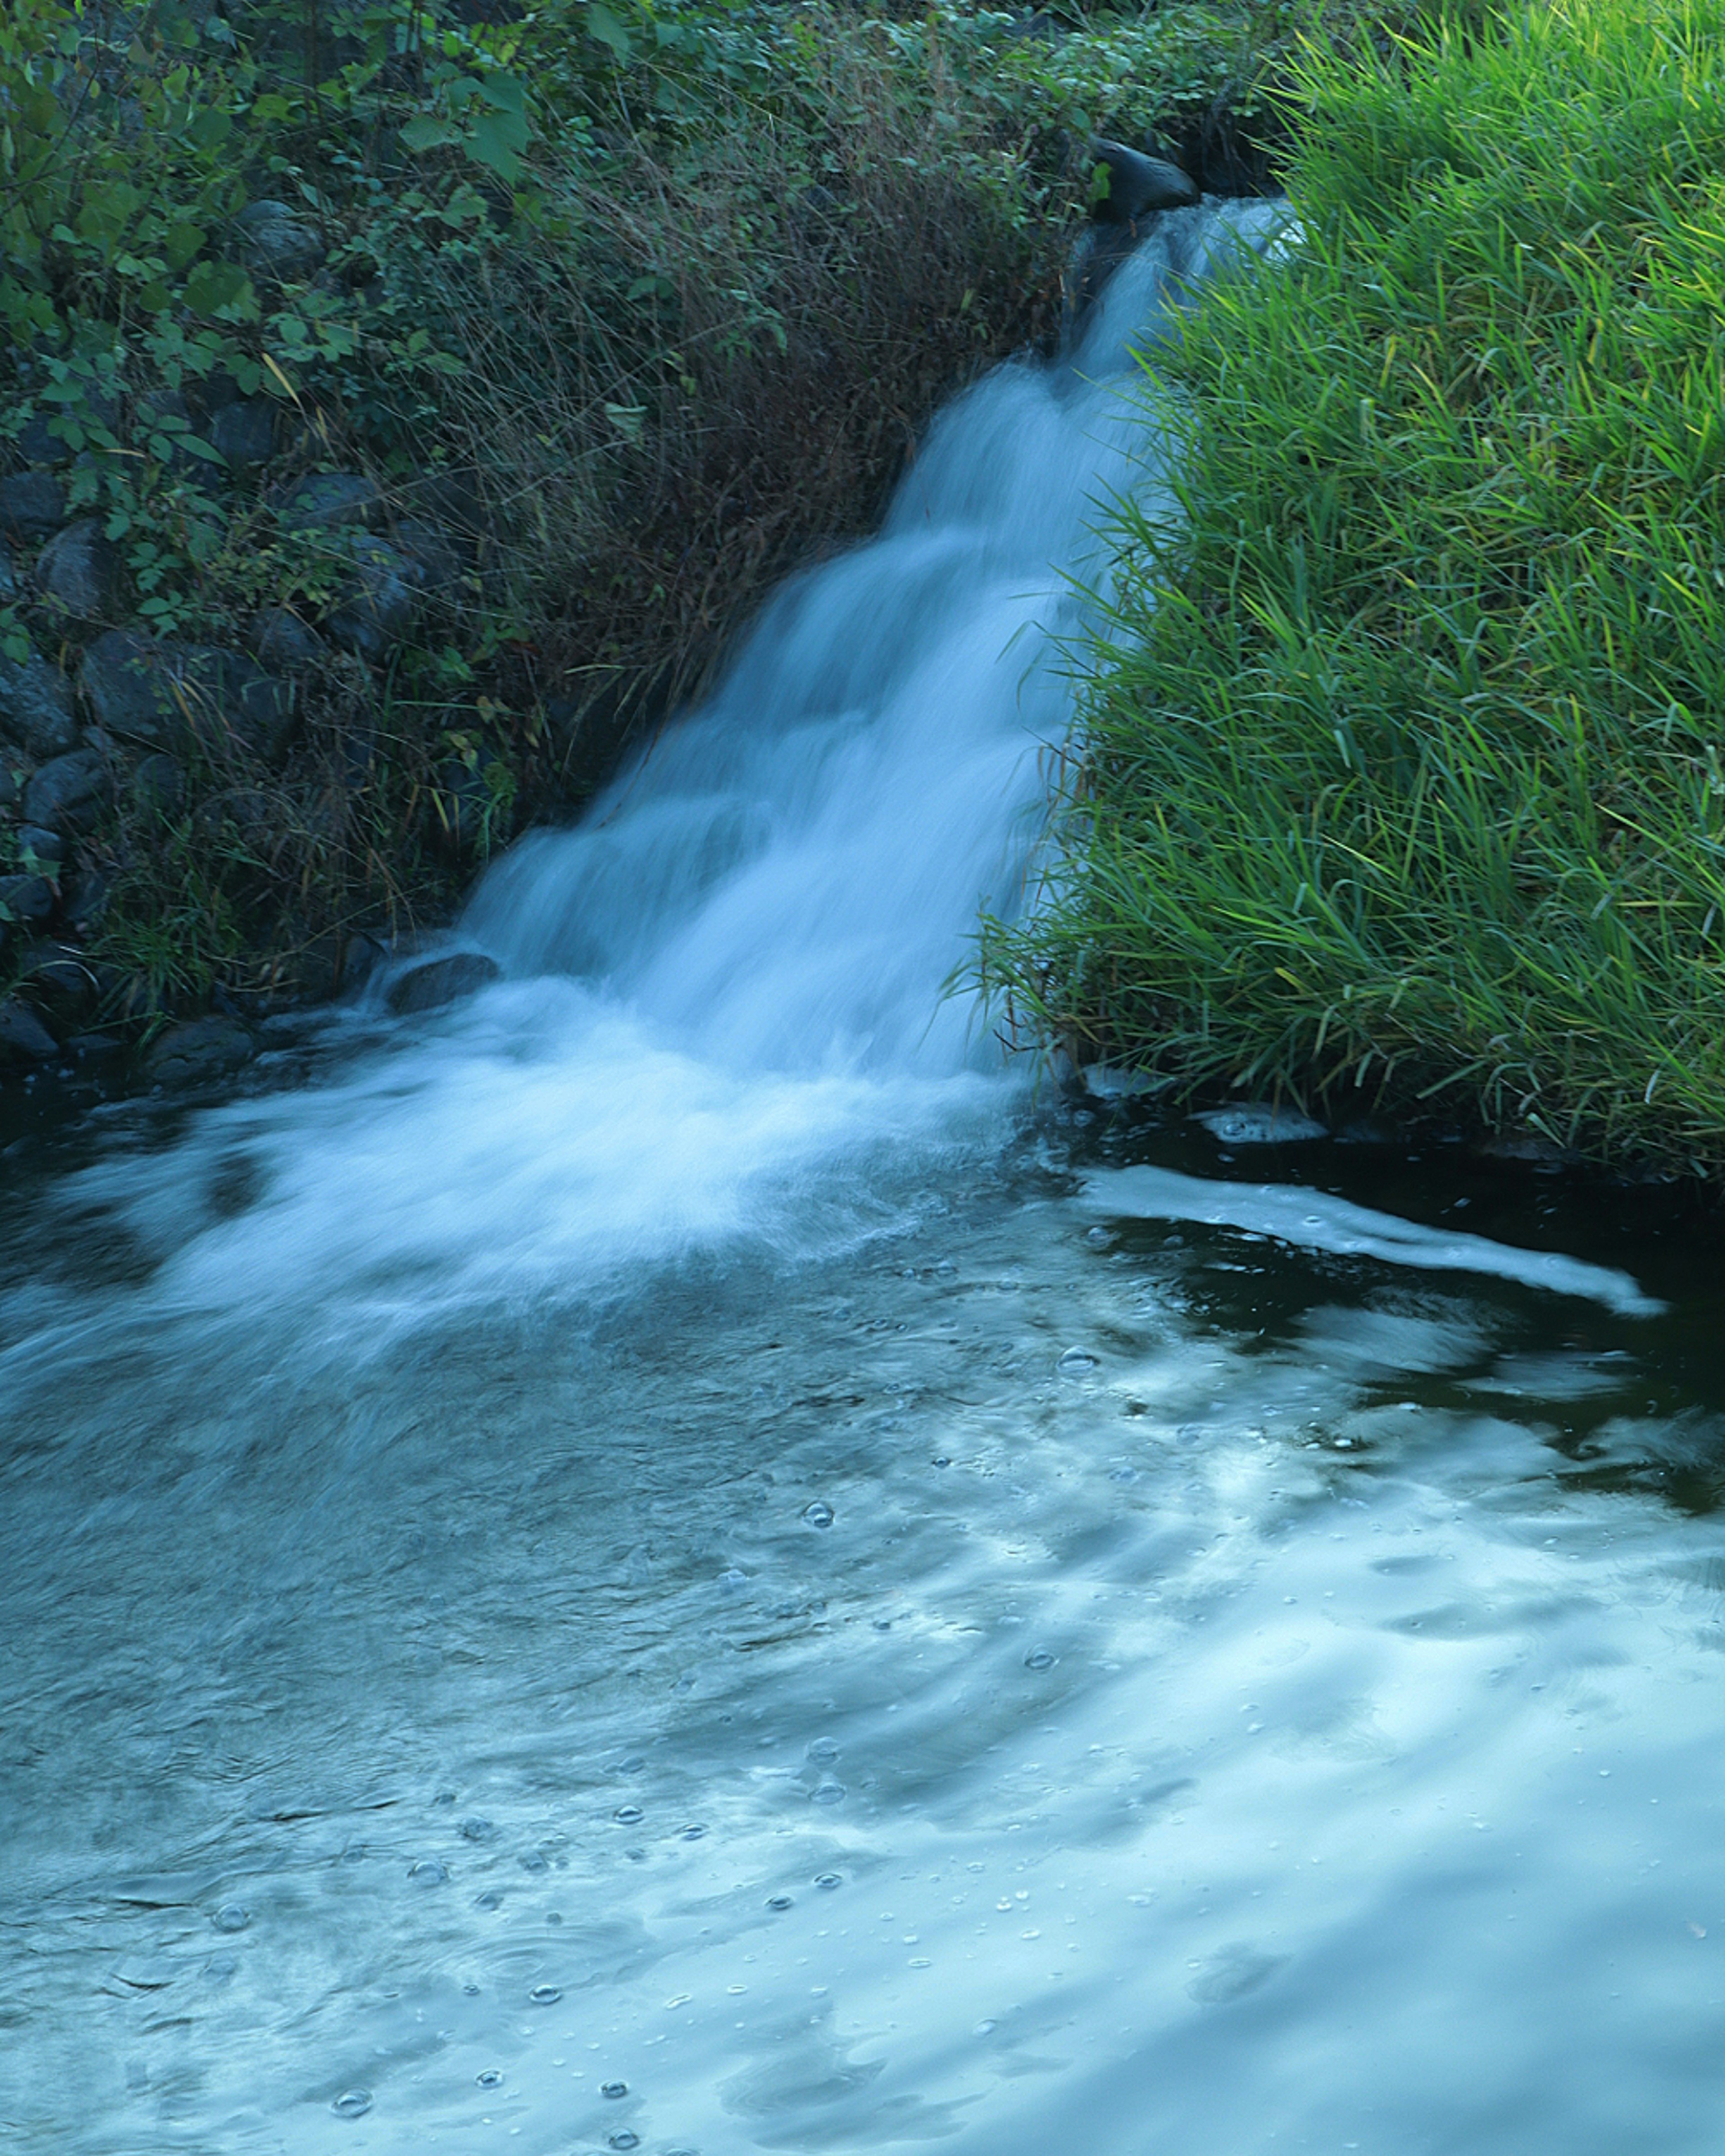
[[51, 200, 1293, 1325]]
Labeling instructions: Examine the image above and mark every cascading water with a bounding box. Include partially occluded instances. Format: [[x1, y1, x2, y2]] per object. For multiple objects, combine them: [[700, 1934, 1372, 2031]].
[[6, 199, 1722, 2156]]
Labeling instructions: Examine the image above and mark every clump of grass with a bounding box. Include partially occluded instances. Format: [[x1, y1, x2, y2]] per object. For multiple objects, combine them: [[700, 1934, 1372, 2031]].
[[985, 0, 1725, 1173]]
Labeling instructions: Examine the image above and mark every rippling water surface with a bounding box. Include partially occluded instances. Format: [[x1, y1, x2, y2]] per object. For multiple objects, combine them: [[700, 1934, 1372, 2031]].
[[5, 200, 1725, 2154]]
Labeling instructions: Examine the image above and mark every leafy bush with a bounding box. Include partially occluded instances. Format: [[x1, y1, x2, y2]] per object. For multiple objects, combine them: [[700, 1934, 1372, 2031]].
[[986, 0, 1725, 1172]]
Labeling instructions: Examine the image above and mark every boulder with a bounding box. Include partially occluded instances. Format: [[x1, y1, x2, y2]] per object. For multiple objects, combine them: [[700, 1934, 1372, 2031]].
[[0, 652, 79, 758], [0, 470, 68, 542], [62, 867, 110, 936], [234, 200, 327, 281], [385, 950, 501, 1015], [78, 634, 296, 763], [14, 942, 96, 1026], [0, 873, 55, 928], [145, 1015, 256, 1087], [0, 539, 17, 601], [250, 606, 325, 670], [24, 747, 112, 833], [274, 473, 380, 531], [395, 517, 466, 596], [131, 754, 185, 817], [13, 824, 65, 869], [208, 398, 277, 471], [0, 997, 58, 1064], [34, 518, 124, 619], [324, 537, 421, 659], [1090, 142, 1199, 224]]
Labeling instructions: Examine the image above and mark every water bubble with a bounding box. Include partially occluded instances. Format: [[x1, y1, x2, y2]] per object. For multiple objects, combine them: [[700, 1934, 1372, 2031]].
[[812, 1778, 847, 1805], [931, 1456, 951, 1468], [718, 1568, 747, 1589], [475, 2069, 504, 2090], [331, 2089, 373, 2119], [1108, 1465, 1137, 1483], [1085, 1227, 1113, 1247], [610, 2136, 641, 2152], [807, 1737, 840, 1763], [519, 1850, 549, 1873], [973, 2019, 998, 2037], [767, 1895, 794, 1912], [814, 1872, 843, 1890], [407, 1858, 448, 1885], [547, 1911, 564, 1925], [475, 1891, 502, 1910], [613, 1806, 644, 1826], [203, 1953, 238, 1981], [1023, 1648, 1057, 1671], [871, 1617, 893, 1631], [212, 1904, 249, 1933], [464, 1983, 481, 1996], [460, 1817, 495, 1842], [1057, 1348, 1100, 1375], [601, 2080, 629, 2099], [802, 1501, 835, 1529], [529, 1984, 563, 2005], [681, 1824, 707, 1841], [617, 1756, 646, 1774]]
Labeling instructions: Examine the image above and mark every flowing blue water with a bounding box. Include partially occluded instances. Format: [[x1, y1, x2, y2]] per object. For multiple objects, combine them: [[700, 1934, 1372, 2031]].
[[4, 201, 1724, 2156]]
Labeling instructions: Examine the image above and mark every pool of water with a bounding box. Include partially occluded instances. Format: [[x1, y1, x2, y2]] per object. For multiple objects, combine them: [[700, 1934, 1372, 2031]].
[[5, 1079, 1725, 2156]]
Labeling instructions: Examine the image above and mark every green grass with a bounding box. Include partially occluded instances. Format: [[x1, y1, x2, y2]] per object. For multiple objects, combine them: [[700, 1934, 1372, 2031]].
[[985, 0, 1725, 1173]]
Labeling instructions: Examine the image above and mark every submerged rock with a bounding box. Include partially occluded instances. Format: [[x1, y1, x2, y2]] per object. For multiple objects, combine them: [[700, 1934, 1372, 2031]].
[[145, 1016, 256, 1088], [1192, 1103, 1327, 1145]]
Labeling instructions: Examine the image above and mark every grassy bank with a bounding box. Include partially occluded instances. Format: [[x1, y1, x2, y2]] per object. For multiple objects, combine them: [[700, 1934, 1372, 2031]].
[[986, 0, 1725, 1173], [0, 0, 1335, 1044]]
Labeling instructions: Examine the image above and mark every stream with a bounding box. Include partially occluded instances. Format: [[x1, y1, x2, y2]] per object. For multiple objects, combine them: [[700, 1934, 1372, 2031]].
[[4, 202, 1725, 2156]]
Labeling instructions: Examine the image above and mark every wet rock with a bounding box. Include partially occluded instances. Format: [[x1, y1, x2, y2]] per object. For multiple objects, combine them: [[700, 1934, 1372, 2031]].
[[208, 398, 277, 470], [325, 537, 421, 658], [0, 651, 80, 758], [13, 824, 66, 869], [0, 470, 68, 541], [274, 473, 380, 532], [1090, 141, 1199, 224], [0, 996, 58, 1064], [145, 1016, 256, 1087], [0, 874, 55, 928], [1080, 1062, 1158, 1100], [234, 200, 327, 280], [1192, 1103, 1327, 1145], [287, 930, 383, 1003], [250, 606, 325, 670], [34, 518, 124, 619], [385, 950, 501, 1015], [24, 747, 112, 833], [132, 754, 185, 817]]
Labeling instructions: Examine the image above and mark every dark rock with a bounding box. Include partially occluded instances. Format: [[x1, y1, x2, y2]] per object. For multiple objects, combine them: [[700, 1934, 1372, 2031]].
[[274, 473, 380, 531], [0, 763, 18, 811], [145, 1016, 256, 1087], [79, 631, 175, 745], [208, 398, 277, 470], [325, 537, 421, 658], [132, 754, 185, 816], [0, 539, 17, 601], [79, 634, 296, 762], [0, 652, 79, 757], [24, 747, 112, 833], [15, 942, 97, 1025], [234, 200, 327, 280], [13, 824, 65, 869], [62, 867, 111, 936], [17, 412, 68, 466], [394, 517, 465, 597], [250, 606, 325, 670], [431, 754, 500, 851], [1090, 141, 1199, 224], [0, 470, 68, 542], [0, 997, 58, 1064], [0, 874, 55, 927], [385, 950, 501, 1015], [286, 929, 383, 1003], [35, 518, 124, 620]]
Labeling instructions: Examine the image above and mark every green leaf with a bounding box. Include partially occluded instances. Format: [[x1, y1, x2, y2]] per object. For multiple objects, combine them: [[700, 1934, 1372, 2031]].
[[184, 259, 257, 320], [400, 112, 460, 153], [586, 4, 632, 64], [468, 106, 525, 181], [164, 220, 205, 273]]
